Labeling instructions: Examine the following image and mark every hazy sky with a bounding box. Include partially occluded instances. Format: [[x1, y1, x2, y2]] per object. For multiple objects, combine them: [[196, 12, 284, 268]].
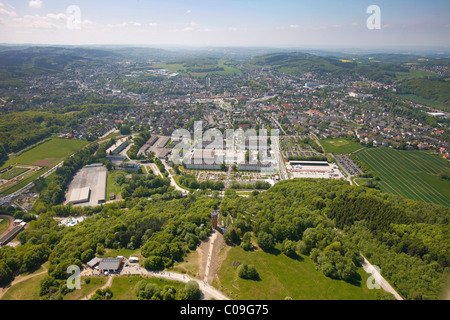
[[0, 0, 449, 48]]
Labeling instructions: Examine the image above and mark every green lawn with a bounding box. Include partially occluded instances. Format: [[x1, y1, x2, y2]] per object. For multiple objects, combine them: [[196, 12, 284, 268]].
[[395, 69, 440, 80], [63, 277, 109, 300], [320, 138, 365, 155], [0, 217, 10, 235], [110, 275, 186, 300], [215, 246, 378, 300], [106, 170, 128, 198], [0, 273, 47, 300], [354, 147, 450, 207], [1, 138, 89, 169]]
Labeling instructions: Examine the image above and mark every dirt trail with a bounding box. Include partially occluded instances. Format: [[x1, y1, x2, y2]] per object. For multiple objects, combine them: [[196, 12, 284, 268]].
[[0, 265, 48, 300], [81, 276, 113, 300]]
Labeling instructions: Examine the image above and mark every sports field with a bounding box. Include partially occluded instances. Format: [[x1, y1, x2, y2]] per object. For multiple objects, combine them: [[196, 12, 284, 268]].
[[1, 138, 88, 169], [354, 147, 450, 207], [320, 138, 364, 155]]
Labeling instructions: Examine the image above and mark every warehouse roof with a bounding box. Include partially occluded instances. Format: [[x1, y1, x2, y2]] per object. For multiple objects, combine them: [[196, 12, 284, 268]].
[[86, 257, 101, 268], [98, 258, 123, 271]]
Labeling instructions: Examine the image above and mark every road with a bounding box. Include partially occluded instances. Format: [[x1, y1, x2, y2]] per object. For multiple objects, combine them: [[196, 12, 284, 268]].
[[360, 254, 403, 300], [271, 134, 289, 181], [161, 160, 190, 194], [147, 270, 230, 300], [85, 268, 230, 300]]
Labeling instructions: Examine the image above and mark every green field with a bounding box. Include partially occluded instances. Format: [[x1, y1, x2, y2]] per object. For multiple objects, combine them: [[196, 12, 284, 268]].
[[320, 138, 365, 155], [0, 167, 29, 180], [106, 170, 128, 198], [0, 217, 10, 235], [109, 276, 186, 300], [1, 138, 89, 169], [63, 277, 109, 300], [158, 59, 242, 77], [395, 69, 440, 80], [215, 246, 378, 300], [354, 147, 450, 207]]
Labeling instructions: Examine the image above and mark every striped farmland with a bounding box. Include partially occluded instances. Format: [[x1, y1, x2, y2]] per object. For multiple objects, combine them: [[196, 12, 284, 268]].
[[354, 147, 450, 207]]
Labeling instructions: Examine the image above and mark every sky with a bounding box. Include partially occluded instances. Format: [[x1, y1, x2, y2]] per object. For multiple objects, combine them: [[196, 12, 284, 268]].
[[0, 0, 449, 48]]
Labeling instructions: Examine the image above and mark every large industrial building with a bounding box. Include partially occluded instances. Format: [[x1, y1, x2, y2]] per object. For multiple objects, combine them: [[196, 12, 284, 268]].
[[286, 161, 345, 180], [106, 138, 129, 155], [68, 187, 91, 204], [65, 165, 107, 207]]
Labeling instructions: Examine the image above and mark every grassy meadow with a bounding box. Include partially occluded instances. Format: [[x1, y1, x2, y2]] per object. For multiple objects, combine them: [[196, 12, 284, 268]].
[[214, 246, 378, 300], [1, 138, 89, 169], [320, 138, 364, 155]]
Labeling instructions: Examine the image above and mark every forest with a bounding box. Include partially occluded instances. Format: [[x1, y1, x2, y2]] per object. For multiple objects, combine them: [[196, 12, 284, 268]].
[[219, 179, 449, 300], [1, 175, 448, 300], [398, 78, 450, 111]]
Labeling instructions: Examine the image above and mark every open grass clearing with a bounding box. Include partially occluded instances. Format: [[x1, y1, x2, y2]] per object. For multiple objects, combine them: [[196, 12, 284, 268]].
[[214, 246, 378, 300], [1, 138, 89, 170], [320, 138, 364, 155]]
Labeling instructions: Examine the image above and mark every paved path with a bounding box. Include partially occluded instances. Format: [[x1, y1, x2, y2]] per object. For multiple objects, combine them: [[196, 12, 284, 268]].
[[161, 160, 189, 194], [84, 269, 230, 300], [147, 270, 230, 300], [360, 254, 403, 300]]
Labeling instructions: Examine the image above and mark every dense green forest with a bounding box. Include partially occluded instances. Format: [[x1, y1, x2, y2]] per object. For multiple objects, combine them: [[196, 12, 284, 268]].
[[0, 111, 72, 159], [2, 177, 448, 300], [398, 78, 450, 111], [220, 179, 449, 300]]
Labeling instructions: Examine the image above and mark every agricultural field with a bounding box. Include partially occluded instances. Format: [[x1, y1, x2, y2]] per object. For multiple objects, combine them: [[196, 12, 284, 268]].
[[1, 138, 89, 169], [214, 246, 378, 300], [320, 138, 365, 155], [354, 147, 450, 207]]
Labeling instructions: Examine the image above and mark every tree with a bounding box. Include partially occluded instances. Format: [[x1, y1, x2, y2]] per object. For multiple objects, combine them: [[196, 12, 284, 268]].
[[81, 249, 95, 263], [0, 262, 13, 286], [281, 239, 296, 257], [143, 256, 163, 271], [119, 125, 131, 135], [183, 280, 201, 300], [257, 232, 274, 252], [237, 264, 259, 280], [223, 227, 240, 245]]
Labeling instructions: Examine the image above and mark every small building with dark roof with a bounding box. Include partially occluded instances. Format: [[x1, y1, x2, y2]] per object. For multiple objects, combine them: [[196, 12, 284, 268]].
[[86, 257, 101, 269], [98, 258, 124, 273]]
